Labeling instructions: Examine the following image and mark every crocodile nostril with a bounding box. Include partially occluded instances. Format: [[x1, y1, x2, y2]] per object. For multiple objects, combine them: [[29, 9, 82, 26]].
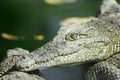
[[20, 56, 27, 60]]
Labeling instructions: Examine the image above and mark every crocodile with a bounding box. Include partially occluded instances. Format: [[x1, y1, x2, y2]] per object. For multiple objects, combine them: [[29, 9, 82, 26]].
[[0, 0, 120, 80], [16, 6, 120, 80], [85, 53, 120, 80], [100, 0, 120, 14], [17, 13, 120, 69], [0, 48, 45, 80]]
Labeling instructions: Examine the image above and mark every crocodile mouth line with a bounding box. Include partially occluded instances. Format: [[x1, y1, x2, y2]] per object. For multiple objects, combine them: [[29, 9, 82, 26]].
[[21, 51, 79, 71], [21, 42, 109, 71]]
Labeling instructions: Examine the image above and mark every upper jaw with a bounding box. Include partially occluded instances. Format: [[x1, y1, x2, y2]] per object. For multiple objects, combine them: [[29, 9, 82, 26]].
[[16, 22, 110, 71], [16, 36, 109, 71], [16, 41, 81, 71]]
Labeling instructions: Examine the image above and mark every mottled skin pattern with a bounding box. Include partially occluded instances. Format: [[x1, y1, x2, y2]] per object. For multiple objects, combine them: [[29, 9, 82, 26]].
[[0, 0, 120, 80], [0, 48, 29, 76], [0, 48, 45, 80], [85, 53, 120, 80], [0, 71, 45, 80], [100, 0, 120, 14], [16, 12, 120, 79]]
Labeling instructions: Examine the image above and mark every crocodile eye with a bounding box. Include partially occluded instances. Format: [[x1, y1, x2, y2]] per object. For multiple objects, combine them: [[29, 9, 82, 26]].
[[65, 33, 79, 41], [65, 33, 87, 41]]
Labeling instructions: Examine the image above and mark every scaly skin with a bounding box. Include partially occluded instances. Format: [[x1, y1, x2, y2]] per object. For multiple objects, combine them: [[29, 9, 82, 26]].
[[16, 13, 120, 71], [100, 0, 120, 14], [0, 48, 29, 76], [0, 71, 45, 80], [0, 48, 45, 80], [0, 0, 119, 80], [85, 53, 120, 80]]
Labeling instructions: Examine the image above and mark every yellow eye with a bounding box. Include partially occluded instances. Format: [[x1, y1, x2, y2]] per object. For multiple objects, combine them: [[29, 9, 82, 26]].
[[66, 33, 79, 41], [65, 33, 87, 41]]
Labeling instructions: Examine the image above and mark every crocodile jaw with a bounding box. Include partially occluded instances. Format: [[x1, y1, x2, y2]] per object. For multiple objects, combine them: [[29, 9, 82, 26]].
[[16, 23, 111, 71], [17, 39, 108, 71], [16, 36, 110, 71]]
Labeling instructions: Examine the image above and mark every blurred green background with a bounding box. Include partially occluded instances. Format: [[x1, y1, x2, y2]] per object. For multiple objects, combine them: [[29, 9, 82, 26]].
[[0, 0, 119, 59], [1, 0, 120, 80]]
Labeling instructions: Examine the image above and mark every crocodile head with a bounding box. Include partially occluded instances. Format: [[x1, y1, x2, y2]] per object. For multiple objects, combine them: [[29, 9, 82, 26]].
[[16, 22, 112, 71]]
